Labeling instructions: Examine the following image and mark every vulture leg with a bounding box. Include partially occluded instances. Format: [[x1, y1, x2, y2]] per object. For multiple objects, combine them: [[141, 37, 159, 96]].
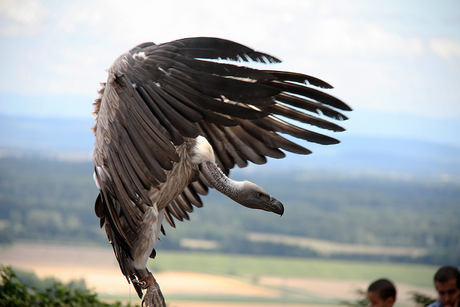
[[136, 269, 166, 307]]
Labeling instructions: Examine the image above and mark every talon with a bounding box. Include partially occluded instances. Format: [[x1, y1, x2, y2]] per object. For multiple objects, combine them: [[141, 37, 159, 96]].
[[141, 280, 166, 307], [139, 272, 155, 290]]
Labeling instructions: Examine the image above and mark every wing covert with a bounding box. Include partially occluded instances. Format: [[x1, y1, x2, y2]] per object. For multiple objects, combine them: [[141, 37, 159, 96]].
[[92, 36, 351, 233]]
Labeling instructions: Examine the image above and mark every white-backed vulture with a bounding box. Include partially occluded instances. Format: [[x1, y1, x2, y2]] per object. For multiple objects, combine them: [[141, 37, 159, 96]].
[[92, 37, 351, 307]]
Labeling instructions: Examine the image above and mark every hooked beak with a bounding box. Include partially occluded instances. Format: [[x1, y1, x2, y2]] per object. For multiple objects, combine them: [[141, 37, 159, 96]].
[[269, 197, 284, 216]]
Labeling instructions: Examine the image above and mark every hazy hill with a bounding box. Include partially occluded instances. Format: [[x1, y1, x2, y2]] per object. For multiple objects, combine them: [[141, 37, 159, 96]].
[[0, 114, 94, 156], [1, 114, 459, 179]]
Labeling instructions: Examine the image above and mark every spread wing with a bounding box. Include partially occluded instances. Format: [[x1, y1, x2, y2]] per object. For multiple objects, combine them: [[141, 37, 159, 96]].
[[92, 37, 352, 250]]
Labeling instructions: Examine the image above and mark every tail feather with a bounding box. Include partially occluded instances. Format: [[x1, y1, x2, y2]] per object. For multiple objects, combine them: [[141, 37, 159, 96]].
[[104, 221, 144, 298]]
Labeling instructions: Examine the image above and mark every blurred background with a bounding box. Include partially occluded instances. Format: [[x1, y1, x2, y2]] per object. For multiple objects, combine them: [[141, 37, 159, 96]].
[[0, 0, 459, 306]]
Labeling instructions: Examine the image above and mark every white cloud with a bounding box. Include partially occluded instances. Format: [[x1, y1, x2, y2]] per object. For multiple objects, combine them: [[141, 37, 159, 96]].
[[54, 1, 104, 33], [1, 0, 459, 123], [305, 18, 423, 56], [0, 0, 47, 24], [430, 38, 460, 60], [39, 45, 112, 95], [0, 0, 48, 36], [97, 0, 280, 46], [59, 47, 100, 66]]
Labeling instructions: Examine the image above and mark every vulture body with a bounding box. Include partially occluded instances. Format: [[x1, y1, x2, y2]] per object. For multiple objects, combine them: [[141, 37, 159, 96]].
[[92, 37, 351, 306]]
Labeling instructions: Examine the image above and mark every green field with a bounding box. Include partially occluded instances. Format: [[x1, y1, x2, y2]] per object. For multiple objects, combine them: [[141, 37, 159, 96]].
[[150, 251, 438, 288], [0, 243, 438, 306]]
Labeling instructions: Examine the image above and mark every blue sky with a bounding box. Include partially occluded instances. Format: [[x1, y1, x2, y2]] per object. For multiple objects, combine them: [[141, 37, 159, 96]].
[[1, 0, 459, 146]]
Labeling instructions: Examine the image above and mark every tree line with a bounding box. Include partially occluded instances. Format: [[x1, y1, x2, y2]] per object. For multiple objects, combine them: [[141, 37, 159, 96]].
[[0, 157, 459, 264]]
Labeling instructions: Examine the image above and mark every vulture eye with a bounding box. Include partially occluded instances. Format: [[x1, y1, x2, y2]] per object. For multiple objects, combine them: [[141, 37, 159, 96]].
[[257, 192, 263, 198]]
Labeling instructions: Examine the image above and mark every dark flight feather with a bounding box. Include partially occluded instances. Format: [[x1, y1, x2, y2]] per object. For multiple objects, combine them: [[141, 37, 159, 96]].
[[92, 36, 351, 266]]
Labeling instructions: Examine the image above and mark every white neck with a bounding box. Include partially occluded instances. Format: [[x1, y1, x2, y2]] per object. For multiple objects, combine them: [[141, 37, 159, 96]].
[[200, 161, 244, 202]]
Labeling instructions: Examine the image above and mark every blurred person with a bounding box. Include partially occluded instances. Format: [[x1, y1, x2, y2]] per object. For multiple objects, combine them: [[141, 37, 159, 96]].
[[366, 278, 397, 307], [428, 266, 460, 307]]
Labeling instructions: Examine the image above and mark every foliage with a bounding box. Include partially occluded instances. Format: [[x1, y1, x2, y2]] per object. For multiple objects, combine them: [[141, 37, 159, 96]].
[[0, 266, 137, 307], [410, 291, 437, 307], [340, 289, 368, 307], [11, 267, 86, 293], [149, 251, 437, 287]]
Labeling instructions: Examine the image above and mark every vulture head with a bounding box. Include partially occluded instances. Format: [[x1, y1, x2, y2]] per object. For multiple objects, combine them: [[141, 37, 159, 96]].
[[235, 181, 284, 215], [195, 135, 284, 216]]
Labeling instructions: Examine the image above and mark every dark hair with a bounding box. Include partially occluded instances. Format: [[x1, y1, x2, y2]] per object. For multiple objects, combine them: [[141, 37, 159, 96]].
[[368, 278, 397, 300], [434, 266, 460, 288]]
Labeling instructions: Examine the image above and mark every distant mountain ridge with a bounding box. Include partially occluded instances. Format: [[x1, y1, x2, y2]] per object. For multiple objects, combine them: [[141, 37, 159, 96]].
[[1, 114, 459, 178], [0, 114, 94, 156], [264, 135, 460, 177]]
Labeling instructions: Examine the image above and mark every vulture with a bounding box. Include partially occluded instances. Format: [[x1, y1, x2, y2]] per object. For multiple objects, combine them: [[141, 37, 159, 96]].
[[92, 37, 351, 307]]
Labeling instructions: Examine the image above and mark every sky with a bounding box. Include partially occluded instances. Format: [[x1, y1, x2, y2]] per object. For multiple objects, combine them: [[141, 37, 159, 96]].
[[0, 0, 459, 146]]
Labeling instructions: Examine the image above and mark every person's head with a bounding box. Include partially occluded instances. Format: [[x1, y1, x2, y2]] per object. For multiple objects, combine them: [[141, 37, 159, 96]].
[[434, 266, 460, 307], [366, 278, 397, 307]]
